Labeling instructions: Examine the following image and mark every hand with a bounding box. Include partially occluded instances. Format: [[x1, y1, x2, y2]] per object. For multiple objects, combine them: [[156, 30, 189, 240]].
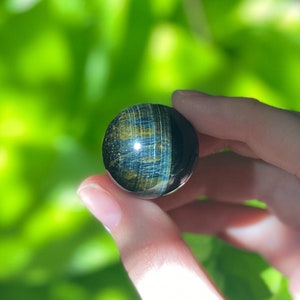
[[78, 91, 300, 299]]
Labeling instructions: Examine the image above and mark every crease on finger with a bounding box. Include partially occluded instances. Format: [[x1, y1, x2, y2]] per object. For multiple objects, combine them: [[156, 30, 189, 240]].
[[170, 200, 300, 284], [169, 201, 269, 235]]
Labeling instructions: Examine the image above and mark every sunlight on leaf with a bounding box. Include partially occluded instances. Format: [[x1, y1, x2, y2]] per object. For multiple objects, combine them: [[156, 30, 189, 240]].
[[261, 268, 284, 294], [141, 23, 224, 94], [22, 190, 87, 247], [49, 0, 86, 23], [100, 0, 129, 49], [68, 234, 118, 274], [151, 0, 179, 17], [237, 0, 300, 30], [95, 288, 131, 300], [24, 267, 51, 285], [17, 29, 71, 85], [226, 71, 285, 108], [51, 282, 89, 300], [84, 45, 109, 102], [0, 177, 32, 227], [5, 0, 41, 13], [0, 237, 32, 279], [0, 91, 64, 144]]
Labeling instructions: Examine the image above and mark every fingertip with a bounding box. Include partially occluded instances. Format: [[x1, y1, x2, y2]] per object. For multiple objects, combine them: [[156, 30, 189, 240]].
[[78, 173, 131, 201], [172, 90, 210, 106], [77, 176, 123, 232], [77, 174, 106, 193]]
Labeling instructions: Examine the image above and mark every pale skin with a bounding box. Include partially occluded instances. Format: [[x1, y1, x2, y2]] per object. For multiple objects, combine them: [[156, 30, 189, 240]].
[[78, 90, 300, 299]]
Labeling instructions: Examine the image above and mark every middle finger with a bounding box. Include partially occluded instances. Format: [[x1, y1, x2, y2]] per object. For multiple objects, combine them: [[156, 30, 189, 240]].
[[155, 152, 300, 229]]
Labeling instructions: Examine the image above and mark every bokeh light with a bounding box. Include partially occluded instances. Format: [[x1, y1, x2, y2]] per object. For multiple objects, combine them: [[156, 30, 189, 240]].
[[1, 0, 299, 299]]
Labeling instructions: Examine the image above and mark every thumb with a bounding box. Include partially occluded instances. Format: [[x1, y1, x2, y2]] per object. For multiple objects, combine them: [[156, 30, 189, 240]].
[[78, 174, 223, 300]]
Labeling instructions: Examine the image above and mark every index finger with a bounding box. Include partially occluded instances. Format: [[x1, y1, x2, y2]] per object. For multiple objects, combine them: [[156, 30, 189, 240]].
[[173, 91, 300, 179]]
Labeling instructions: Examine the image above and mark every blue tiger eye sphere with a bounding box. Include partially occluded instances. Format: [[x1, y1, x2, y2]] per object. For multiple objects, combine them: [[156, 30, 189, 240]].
[[102, 103, 199, 199]]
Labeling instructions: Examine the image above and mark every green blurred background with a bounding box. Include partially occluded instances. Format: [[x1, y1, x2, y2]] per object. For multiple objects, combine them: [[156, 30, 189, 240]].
[[0, 0, 299, 299]]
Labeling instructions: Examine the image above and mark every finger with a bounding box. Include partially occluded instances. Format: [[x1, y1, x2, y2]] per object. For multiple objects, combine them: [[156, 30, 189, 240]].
[[198, 133, 259, 159], [155, 152, 300, 229], [78, 174, 223, 300], [290, 270, 300, 300], [169, 200, 269, 236], [169, 201, 300, 291], [172, 90, 300, 179]]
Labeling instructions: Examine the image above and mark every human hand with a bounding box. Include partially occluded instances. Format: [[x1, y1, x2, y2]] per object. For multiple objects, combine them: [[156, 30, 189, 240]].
[[78, 91, 300, 299]]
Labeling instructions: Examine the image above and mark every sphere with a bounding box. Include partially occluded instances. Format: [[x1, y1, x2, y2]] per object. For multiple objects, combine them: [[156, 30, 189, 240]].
[[102, 103, 199, 199]]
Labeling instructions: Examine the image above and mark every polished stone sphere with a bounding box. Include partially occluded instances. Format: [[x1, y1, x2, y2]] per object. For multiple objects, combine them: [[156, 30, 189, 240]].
[[102, 103, 199, 199]]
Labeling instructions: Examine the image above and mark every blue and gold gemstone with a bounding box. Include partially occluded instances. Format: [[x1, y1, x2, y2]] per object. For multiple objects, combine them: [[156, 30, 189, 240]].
[[102, 103, 199, 199]]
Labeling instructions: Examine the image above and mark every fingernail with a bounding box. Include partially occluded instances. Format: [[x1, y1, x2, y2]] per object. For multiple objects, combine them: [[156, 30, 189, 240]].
[[77, 183, 122, 231], [173, 90, 210, 97]]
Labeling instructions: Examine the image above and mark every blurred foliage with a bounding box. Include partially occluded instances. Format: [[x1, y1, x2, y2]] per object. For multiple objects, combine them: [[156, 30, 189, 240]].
[[0, 0, 299, 299]]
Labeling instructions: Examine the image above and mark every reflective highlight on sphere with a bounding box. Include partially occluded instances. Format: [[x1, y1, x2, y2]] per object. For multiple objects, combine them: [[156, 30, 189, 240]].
[[102, 104, 199, 199]]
